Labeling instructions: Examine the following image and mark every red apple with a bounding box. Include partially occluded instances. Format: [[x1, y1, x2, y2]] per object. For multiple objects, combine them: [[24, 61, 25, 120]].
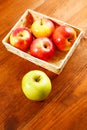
[[10, 27, 33, 51], [30, 37, 55, 61], [31, 18, 55, 38], [52, 25, 77, 51]]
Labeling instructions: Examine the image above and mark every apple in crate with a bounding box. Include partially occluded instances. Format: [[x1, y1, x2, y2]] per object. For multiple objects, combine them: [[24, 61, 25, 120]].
[[30, 37, 55, 61], [31, 18, 55, 38], [10, 27, 33, 51], [22, 70, 52, 101], [52, 25, 77, 51]]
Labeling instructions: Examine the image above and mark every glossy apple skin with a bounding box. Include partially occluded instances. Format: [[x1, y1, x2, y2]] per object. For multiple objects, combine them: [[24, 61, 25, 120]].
[[52, 25, 77, 51], [10, 27, 33, 51], [22, 70, 52, 101], [31, 18, 55, 38], [30, 37, 55, 61]]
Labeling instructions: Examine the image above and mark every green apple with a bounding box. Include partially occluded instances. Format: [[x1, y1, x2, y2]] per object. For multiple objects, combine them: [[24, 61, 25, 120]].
[[22, 70, 52, 101]]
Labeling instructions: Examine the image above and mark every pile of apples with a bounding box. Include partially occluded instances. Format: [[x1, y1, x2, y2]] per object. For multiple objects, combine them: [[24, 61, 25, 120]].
[[10, 12, 77, 61], [9, 12, 77, 101]]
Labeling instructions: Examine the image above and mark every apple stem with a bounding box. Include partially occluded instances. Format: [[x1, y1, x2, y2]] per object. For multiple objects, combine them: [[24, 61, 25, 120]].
[[34, 76, 41, 82], [40, 19, 43, 25], [68, 38, 71, 42], [18, 33, 23, 37]]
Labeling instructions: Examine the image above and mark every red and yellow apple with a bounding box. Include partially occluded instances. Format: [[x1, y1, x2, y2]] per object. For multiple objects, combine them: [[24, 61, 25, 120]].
[[52, 25, 77, 51], [30, 37, 55, 61], [10, 27, 33, 51], [31, 18, 55, 38]]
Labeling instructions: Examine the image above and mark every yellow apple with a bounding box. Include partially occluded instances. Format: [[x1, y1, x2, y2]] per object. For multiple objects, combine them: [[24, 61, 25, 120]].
[[31, 18, 55, 38]]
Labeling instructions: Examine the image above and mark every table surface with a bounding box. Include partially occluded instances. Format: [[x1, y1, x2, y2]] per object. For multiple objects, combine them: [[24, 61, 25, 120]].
[[0, 0, 87, 130]]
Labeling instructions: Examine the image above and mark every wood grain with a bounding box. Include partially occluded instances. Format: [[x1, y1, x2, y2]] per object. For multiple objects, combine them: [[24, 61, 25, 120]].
[[0, 0, 87, 130]]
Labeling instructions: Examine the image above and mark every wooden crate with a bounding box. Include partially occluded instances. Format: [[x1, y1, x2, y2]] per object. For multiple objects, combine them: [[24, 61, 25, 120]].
[[2, 9, 83, 74]]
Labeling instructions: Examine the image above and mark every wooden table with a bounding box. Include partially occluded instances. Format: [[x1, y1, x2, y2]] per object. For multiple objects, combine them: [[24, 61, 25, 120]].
[[0, 0, 87, 130]]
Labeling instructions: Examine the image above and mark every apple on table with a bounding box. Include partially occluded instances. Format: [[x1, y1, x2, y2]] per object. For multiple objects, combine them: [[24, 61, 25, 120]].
[[22, 70, 52, 101], [10, 27, 33, 51]]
